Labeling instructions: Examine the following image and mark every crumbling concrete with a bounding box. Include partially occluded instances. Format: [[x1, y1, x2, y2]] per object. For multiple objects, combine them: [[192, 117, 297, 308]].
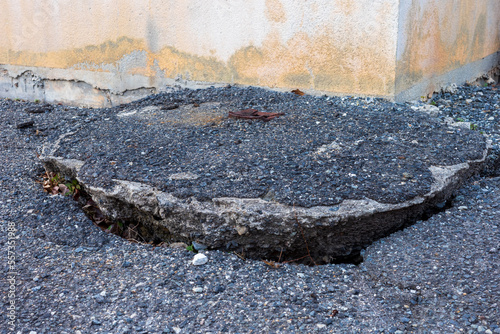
[[38, 88, 491, 262]]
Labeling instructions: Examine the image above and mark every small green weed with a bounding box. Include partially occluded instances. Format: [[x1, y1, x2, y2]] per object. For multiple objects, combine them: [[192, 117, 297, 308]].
[[64, 179, 81, 195], [456, 117, 465, 122], [39, 171, 81, 200], [186, 244, 196, 253], [470, 123, 478, 131]]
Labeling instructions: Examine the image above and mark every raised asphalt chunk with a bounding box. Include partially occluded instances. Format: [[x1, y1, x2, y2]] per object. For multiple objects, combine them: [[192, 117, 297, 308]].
[[39, 86, 489, 262]]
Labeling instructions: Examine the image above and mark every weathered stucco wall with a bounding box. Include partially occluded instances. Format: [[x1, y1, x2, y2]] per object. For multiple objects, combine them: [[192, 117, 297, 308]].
[[396, 0, 500, 100], [0, 0, 399, 106], [0, 0, 498, 106]]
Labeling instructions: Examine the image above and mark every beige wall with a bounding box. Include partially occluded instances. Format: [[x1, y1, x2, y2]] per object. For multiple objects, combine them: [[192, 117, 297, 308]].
[[396, 0, 500, 99], [0, 0, 498, 106]]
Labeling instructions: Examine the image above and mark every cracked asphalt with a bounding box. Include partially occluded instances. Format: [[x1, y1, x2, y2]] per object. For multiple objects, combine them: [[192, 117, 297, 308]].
[[1, 82, 500, 333]]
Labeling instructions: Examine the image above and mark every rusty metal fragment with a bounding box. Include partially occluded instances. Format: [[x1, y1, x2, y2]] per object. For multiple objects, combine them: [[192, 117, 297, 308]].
[[228, 108, 284, 121]]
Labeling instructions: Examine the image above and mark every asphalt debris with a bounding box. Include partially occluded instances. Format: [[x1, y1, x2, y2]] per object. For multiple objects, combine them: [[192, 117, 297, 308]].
[[1, 82, 500, 333]]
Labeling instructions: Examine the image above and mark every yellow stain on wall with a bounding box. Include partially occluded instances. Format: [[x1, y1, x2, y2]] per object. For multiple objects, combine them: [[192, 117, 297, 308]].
[[396, 1, 500, 93], [265, 0, 287, 23], [0, 30, 395, 96], [1, 37, 145, 71]]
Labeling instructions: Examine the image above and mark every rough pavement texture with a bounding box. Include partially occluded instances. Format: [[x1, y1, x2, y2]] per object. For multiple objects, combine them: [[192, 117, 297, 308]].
[[40, 86, 486, 207], [1, 82, 500, 333], [38, 86, 488, 260]]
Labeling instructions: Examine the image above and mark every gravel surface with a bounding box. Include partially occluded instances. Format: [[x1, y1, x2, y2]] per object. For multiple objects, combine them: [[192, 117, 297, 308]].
[[1, 82, 499, 333]]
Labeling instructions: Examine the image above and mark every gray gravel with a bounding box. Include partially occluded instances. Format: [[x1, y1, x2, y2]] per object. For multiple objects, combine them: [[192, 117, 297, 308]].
[[1, 82, 500, 333]]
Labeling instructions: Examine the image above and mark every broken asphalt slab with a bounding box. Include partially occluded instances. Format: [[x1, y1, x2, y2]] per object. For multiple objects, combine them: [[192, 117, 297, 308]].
[[39, 86, 490, 262]]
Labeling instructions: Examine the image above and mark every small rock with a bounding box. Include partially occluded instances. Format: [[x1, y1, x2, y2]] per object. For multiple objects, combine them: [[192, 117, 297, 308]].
[[235, 225, 248, 235], [24, 105, 52, 113], [192, 241, 207, 251], [316, 324, 326, 329], [225, 240, 238, 250], [160, 103, 179, 111], [92, 319, 102, 326], [442, 83, 458, 94], [192, 253, 208, 266], [458, 206, 468, 210], [122, 261, 132, 268], [262, 189, 276, 201], [94, 295, 105, 303], [17, 120, 35, 129], [485, 330, 493, 334], [452, 121, 472, 130], [169, 242, 188, 249], [192, 287, 203, 293], [75, 247, 84, 253], [213, 285, 224, 294], [168, 172, 199, 180], [402, 172, 413, 180], [411, 104, 440, 117]]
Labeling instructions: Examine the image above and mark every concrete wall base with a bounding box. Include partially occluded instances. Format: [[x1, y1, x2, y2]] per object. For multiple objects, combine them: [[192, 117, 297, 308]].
[[395, 51, 500, 102]]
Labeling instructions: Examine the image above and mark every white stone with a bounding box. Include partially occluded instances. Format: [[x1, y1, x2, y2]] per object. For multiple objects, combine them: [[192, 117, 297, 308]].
[[193, 287, 203, 293], [451, 121, 472, 130], [192, 253, 208, 266], [443, 83, 458, 94], [169, 172, 199, 180], [411, 104, 440, 117], [235, 225, 248, 235]]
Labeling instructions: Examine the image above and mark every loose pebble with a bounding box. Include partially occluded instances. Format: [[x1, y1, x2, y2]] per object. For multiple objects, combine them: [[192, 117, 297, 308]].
[[192, 253, 208, 266]]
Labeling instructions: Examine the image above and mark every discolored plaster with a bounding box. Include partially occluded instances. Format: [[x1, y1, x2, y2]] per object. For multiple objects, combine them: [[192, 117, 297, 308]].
[[265, 0, 287, 23], [396, 0, 500, 97], [0, 0, 498, 105], [0, 0, 399, 103]]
